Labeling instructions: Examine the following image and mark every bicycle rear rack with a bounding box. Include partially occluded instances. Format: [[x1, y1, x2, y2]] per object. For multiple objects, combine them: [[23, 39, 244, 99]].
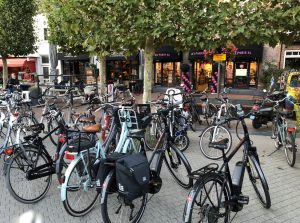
[[188, 163, 219, 179]]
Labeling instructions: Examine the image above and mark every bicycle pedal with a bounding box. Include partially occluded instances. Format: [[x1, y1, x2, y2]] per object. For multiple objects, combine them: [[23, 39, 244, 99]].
[[271, 135, 277, 139], [237, 195, 249, 205]]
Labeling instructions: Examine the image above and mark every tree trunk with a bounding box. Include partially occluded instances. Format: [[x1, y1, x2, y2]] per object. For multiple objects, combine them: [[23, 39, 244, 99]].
[[143, 37, 155, 103], [2, 57, 8, 88], [98, 55, 106, 95]]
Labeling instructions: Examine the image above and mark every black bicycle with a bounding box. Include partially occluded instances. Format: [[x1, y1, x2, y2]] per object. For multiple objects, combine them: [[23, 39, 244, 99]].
[[183, 104, 271, 223], [100, 106, 193, 223]]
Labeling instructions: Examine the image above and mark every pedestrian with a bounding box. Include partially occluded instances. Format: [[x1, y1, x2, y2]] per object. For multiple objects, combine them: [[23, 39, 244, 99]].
[[6, 72, 20, 93]]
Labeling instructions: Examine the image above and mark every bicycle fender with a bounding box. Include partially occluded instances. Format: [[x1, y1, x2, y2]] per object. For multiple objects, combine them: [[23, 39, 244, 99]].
[[182, 180, 202, 223], [60, 156, 82, 201], [100, 170, 114, 204]]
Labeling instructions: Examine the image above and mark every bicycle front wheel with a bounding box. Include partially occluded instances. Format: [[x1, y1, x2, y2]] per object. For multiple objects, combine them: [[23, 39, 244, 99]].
[[183, 173, 230, 223], [5, 146, 52, 203], [285, 131, 296, 167], [199, 125, 232, 160], [62, 152, 99, 217], [101, 171, 147, 223], [164, 144, 192, 189], [246, 155, 271, 209]]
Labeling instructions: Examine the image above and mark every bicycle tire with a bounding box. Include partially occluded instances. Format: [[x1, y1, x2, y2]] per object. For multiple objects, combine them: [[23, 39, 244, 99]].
[[285, 131, 296, 167], [164, 143, 192, 189], [174, 133, 190, 152], [246, 155, 271, 209], [204, 104, 217, 125], [145, 116, 163, 151], [5, 146, 52, 203], [62, 152, 99, 217], [199, 125, 232, 160], [48, 118, 60, 146], [101, 170, 147, 223], [183, 172, 230, 223]]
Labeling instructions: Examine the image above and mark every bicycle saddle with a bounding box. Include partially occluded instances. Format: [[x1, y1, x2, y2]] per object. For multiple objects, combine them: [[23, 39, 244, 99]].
[[82, 123, 101, 133], [79, 115, 96, 123], [209, 138, 229, 150]]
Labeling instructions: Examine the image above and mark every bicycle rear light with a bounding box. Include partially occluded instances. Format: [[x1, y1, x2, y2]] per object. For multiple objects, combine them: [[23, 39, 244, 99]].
[[12, 112, 19, 117], [58, 134, 66, 143], [4, 148, 14, 155], [252, 105, 260, 112], [65, 151, 75, 160], [186, 195, 193, 202], [287, 127, 296, 132]]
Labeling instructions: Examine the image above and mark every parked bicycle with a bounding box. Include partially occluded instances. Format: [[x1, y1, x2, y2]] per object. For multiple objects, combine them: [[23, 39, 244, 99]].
[[266, 96, 297, 167], [183, 104, 271, 223], [100, 104, 193, 223]]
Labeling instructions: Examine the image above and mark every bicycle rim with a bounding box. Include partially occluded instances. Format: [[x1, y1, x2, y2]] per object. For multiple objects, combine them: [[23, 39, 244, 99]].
[[284, 132, 296, 167], [6, 147, 52, 203], [63, 154, 98, 217], [199, 125, 232, 160], [186, 173, 230, 223], [101, 172, 147, 223], [48, 119, 59, 146], [247, 155, 271, 208], [164, 144, 192, 188], [174, 134, 190, 152]]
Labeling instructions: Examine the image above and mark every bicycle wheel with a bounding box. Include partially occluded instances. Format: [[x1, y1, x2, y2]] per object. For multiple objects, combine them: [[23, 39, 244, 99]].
[[101, 170, 147, 223], [183, 173, 230, 223], [145, 118, 160, 151], [48, 118, 60, 146], [174, 133, 190, 152], [5, 146, 52, 203], [199, 125, 232, 160], [246, 155, 271, 209], [204, 104, 217, 125], [164, 143, 192, 189], [190, 105, 202, 131], [62, 152, 99, 217], [285, 131, 296, 167]]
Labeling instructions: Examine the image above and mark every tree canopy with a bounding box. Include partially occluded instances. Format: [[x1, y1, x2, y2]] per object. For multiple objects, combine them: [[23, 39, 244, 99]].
[[0, 0, 37, 86], [42, 0, 300, 101]]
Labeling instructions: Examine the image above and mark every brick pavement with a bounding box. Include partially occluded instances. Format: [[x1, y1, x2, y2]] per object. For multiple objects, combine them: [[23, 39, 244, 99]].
[[1, 106, 300, 222]]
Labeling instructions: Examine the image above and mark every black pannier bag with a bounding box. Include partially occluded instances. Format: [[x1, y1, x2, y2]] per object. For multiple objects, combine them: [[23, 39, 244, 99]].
[[116, 153, 150, 201], [95, 153, 128, 193]]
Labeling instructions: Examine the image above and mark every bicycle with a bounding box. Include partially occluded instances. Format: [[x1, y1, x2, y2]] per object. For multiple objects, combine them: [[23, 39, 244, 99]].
[[183, 104, 271, 223], [60, 104, 148, 217], [100, 104, 193, 223], [266, 96, 297, 167]]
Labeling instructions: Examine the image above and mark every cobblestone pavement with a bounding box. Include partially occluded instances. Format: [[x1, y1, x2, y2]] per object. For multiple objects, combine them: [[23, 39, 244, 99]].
[[1, 106, 300, 223]]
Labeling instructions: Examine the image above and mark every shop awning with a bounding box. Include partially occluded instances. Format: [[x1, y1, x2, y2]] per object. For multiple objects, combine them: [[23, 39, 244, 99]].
[[154, 45, 182, 62], [0, 58, 27, 67]]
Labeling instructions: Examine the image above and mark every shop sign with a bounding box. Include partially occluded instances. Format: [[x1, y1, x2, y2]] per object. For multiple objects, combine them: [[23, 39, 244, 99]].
[[213, 54, 226, 61]]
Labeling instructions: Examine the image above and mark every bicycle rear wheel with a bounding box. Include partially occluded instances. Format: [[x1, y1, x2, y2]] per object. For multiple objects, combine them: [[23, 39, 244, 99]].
[[164, 143, 192, 189], [62, 152, 98, 217], [183, 173, 230, 223], [199, 125, 232, 160], [101, 170, 147, 223], [285, 131, 296, 167], [5, 146, 52, 203], [246, 155, 271, 209]]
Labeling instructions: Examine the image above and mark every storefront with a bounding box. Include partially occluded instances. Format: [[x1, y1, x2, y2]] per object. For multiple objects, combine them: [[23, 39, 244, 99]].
[[0, 57, 37, 86], [189, 45, 263, 90], [106, 53, 139, 87], [153, 45, 182, 86], [57, 53, 90, 83]]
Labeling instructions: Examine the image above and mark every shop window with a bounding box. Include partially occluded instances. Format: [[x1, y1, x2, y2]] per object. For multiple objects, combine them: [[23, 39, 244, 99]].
[[285, 58, 300, 70], [225, 62, 234, 87], [44, 28, 48, 41], [155, 62, 162, 84], [194, 62, 212, 91], [175, 62, 181, 85], [42, 56, 49, 64], [249, 62, 257, 87], [43, 67, 49, 79]]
